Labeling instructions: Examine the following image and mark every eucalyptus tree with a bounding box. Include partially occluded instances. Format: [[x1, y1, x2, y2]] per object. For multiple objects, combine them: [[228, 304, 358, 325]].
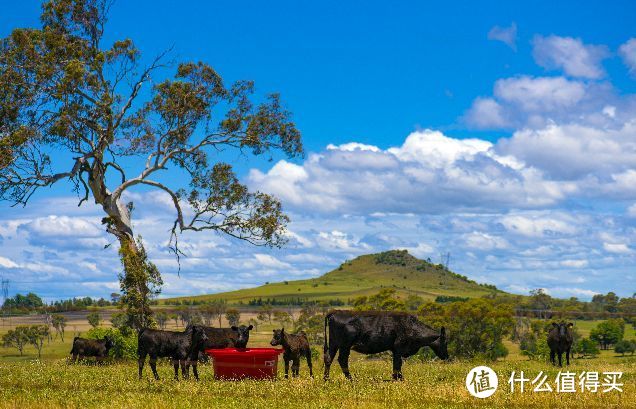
[[0, 0, 302, 328]]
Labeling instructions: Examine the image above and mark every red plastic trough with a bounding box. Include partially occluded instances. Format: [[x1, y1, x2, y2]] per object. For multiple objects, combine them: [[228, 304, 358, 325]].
[[205, 348, 284, 380]]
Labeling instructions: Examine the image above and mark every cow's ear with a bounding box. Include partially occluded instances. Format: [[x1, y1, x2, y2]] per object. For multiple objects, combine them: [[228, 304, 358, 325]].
[[281, 327, 285, 333], [231, 326, 238, 331], [247, 325, 253, 330], [440, 327, 446, 338], [552, 322, 558, 327], [567, 323, 574, 328]]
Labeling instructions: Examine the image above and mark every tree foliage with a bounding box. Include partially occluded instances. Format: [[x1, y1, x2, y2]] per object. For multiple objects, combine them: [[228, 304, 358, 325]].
[[419, 298, 514, 360], [590, 319, 625, 349], [2, 293, 44, 310], [225, 308, 240, 327], [86, 327, 137, 359], [86, 311, 100, 328], [2, 326, 30, 356], [51, 314, 67, 341]]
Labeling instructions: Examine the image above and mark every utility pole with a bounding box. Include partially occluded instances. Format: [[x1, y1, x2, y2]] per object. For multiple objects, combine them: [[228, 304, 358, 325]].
[[1, 278, 9, 326]]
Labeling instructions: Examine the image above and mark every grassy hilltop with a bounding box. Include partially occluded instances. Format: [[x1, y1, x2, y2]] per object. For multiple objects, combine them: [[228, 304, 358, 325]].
[[161, 250, 503, 305]]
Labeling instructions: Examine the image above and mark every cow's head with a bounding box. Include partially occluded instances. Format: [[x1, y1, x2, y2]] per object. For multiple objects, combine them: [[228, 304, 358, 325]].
[[231, 325, 253, 348], [104, 336, 114, 351], [429, 327, 449, 360], [270, 328, 285, 346], [190, 325, 209, 348], [552, 322, 573, 338]]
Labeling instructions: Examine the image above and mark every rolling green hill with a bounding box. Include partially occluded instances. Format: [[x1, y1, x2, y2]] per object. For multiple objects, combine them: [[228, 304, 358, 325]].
[[161, 249, 504, 305]]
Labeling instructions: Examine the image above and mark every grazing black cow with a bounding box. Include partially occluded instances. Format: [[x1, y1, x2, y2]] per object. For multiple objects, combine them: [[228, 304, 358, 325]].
[[197, 324, 254, 349], [185, 324, 253, 378], [270, 328, 313, 378], [547, 322, 574, 367], [137, 326, 207, 380], [323, 310, 448, 380], [70, 337, 114, 363]]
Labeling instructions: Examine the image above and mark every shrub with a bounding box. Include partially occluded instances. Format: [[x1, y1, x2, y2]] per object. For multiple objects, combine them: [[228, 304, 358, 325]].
[[85, 327, 137, 360]]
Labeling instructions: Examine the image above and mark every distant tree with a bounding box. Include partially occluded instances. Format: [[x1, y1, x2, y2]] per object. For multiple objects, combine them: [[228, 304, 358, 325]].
[[155, 311, 168, 330], [273, 310, 292, 328], [576, 338, 600, 358], [210, 300, 228, 327], [110, 293, 121, 304], [2, 326, 30, 355], [294, 309, 324, 344], [614, 340, 635, 356], [590, 319, 625, 349], [51, 314, 67, 341], [225, 309, 241, 327], [177, 308, 192, 327], [592, 292, 620, 313], [170, 313, 179, 328], [87, 311, 101, 328], [28, 325, 49, 359], [529, 289, 552, 319], [260, 304, 273, 324], [353, 288, 405, 311], [418, 298, 514, 360], [404, 294, 424, 311], [3, 292, 44, 310], [200, 305, 215, 326]]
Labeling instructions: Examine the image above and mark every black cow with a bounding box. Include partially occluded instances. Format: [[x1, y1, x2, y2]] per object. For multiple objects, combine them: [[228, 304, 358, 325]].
[[137, 326, 207, 380], [323, 310, 448, 380], [547, 322, 574, 367], [270, 328, 313, 378], [197, 324, 254, 349], [185, 324, 253, 378], [70, 337, 114, 363]]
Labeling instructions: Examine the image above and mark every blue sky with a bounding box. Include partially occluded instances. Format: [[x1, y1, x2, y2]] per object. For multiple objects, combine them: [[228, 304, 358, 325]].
[[1, 1, 635, 301]]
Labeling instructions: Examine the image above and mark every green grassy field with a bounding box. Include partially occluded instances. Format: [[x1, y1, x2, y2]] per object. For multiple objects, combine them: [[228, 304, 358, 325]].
[[162, 252, 502, 305], [1, 319, 634, 408], [0, 355, 633, 408]]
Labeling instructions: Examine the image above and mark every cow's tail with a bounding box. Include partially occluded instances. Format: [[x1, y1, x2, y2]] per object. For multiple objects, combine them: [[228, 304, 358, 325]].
[[323, 313, 332, 355], [69, 336, 79, 354]]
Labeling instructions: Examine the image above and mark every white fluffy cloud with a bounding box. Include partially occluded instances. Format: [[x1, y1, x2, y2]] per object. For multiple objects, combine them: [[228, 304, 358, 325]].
[[249, 130, 576, 215], [532, 35, 608, 79], [496, 121, 636, 180]]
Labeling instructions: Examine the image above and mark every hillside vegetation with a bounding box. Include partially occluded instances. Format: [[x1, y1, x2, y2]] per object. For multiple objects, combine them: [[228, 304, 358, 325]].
[[162, 250, 502, 305]]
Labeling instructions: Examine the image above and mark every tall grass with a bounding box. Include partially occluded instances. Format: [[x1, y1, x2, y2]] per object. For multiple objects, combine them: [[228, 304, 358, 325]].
[[0, 357, 632, 408]]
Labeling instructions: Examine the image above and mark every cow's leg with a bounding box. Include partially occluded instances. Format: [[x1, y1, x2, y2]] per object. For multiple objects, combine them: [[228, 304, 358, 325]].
[[566, 348, 570, 366], [550, 349, 556, 365], [305, 349, 313, 378], [138, 352, 146, 379], [284, 357, 290, 379], [337, 346, 352, 380], [292, 357, 300, 377], [323, 342, 339, 381], [72, 353, 78, 364], [172, 359, 180, 380], [149, 356, 160, 380], [181, 360, 189, 380], [557, 351, 563, 367], [191, 361, 199, 381], [392, 352, 403, 380]]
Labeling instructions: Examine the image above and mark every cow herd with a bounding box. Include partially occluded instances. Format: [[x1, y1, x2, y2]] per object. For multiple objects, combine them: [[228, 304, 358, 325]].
[[69, 310, 576, 381]]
